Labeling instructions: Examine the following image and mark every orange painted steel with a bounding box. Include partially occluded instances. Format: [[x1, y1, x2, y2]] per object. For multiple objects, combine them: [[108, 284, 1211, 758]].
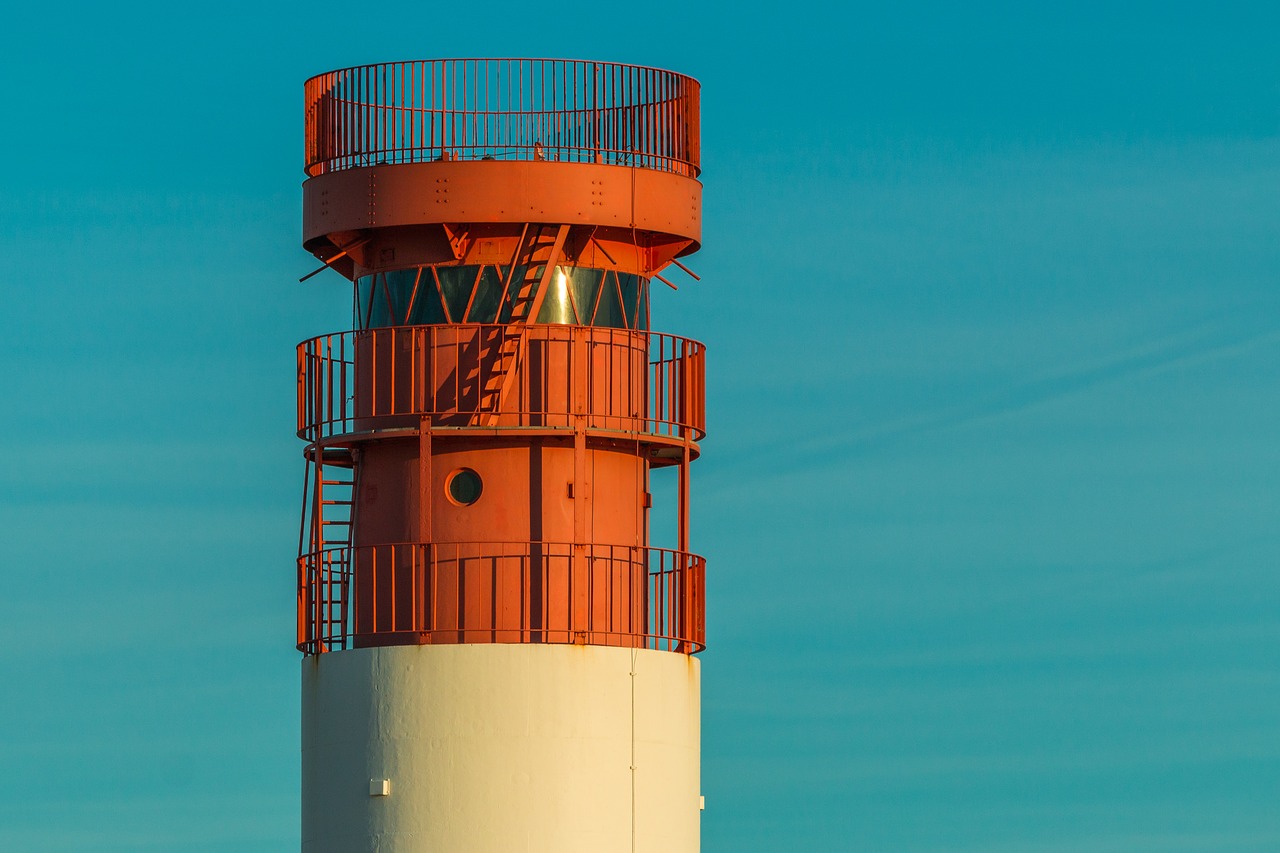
[[297, 325, 706, 443], [305, 59, 700, 178], [298, 542, 705, 654], [296, 58, 706, 658], [300, 161, 703, 258]]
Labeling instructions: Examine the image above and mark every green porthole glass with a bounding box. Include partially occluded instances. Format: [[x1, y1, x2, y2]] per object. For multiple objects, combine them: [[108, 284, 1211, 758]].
[[447, 469, 483, 506]]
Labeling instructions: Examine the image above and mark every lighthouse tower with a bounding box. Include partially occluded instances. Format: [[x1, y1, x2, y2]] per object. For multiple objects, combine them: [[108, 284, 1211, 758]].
[[293, 59, 707, 852]]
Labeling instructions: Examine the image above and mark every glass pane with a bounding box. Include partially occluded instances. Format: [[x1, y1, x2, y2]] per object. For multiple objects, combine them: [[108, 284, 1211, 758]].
[[437, 265, 479, 322], [594, 270, 625, 329], [566, 267, 603, 325], [635, 278, 649, 331], [536, 265, 578, 324], [384, 268, 418, 325], [467, 265, 504, 323], [367, 273, 396, 328], [355, 275, 376, 329], [406, 268, 448, 325], [619, 272, 640, 329], [447, 469, 483, 505], [497, 265, 525, 323]]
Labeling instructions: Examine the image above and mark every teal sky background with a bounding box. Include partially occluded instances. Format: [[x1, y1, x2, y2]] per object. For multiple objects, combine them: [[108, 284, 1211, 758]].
[[3, 3, 1279, 851]]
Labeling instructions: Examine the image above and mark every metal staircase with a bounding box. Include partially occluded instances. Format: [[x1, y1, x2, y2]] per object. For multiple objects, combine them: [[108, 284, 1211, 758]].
[[478, 224, 570, 424]]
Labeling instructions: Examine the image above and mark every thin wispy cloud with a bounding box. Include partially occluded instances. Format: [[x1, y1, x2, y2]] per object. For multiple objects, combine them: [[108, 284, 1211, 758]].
[[784, 319, 1280, 466]]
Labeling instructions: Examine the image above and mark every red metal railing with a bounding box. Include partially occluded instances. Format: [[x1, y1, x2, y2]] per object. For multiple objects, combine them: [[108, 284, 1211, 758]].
[[298, 542, 706, 655], [297, 325, 706, 442], [305, 59, 700, 178]]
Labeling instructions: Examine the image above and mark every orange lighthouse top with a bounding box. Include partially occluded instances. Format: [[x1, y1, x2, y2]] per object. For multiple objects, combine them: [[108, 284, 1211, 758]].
[[295, 58, 707, 657], [301, 59, 701, 281]]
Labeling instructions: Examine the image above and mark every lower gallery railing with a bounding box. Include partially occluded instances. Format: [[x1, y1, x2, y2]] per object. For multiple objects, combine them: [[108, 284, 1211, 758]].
[[298, 542, 705, 655]]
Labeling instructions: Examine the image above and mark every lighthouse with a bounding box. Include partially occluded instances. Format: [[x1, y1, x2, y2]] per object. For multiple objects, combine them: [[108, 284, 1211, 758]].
[[293, 59, 707, 852]]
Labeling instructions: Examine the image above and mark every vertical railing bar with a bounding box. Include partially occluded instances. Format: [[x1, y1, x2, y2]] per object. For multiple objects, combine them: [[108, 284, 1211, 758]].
[[335, 73, 343, 175], [637, 67, 644, 165], [308, 553, 317, 649], [335, 334, 345, 434], [652, 69, 659, 168], [320, 336, 329, 437], [332, 71, 340, 172], [363, 64, 373, 166], [327, 552, 335, 643], [656, 69, 663, 168], [311, 75, 320, 174], [656, 339, 665, 433], [369, 327, 379, 420], [331, 72, 339, 173], [427, 61, 435, 156], [442, 60, 449, 155], [316, 338, 328, 444], [633, 64, 640, 161], [408, 61, 416, 158], [375, 63, 382, 160], [666, 72, 674, 170], [311, 341, 319, 445], [319, 336, 329, 437], [335, 333, 343, 434], [391, 545, 400, 633], [658, 68, 666, 168], [669, 74, 677, 170], [393, 327, 402, 414], [646, 67, 654, 167], [296, 343, 305, 439], [651, 67, 659, 165], [369, 546, 378, 634]]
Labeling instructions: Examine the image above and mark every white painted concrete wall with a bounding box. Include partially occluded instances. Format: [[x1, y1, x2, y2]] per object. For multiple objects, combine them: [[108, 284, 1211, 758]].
[[301, 644, 700, 853]]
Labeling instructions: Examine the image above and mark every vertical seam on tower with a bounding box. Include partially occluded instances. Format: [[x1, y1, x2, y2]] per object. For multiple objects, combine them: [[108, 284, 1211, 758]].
[[631, 647, 638, 853]]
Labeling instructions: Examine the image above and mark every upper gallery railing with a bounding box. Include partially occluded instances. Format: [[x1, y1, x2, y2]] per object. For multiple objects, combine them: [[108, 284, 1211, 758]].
[[297, 325, 706, 442], [305, 59, 700, 178]]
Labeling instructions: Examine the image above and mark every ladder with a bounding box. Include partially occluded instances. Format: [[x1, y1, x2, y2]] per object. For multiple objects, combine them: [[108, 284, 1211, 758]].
[[478, 224, 570, 425], [304, 447, 356, 650]]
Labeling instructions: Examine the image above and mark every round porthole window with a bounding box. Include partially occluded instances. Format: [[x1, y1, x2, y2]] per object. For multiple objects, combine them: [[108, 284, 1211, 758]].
[[447, 468, 483, 506]]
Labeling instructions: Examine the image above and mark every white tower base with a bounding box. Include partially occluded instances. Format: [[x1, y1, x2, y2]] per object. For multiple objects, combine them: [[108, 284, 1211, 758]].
[[301, 644, 701, 852]]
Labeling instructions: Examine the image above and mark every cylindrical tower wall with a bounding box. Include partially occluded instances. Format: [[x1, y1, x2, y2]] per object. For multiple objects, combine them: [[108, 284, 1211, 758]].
[[353, 441, 646, 548], [301, 644, 701, 853], [294, 58, 708, 852], [349, 438, 649, 646]]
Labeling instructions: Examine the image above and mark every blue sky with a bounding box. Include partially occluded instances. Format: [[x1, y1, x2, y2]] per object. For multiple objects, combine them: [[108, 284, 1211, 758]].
[[2, 2, 1278, 851]]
